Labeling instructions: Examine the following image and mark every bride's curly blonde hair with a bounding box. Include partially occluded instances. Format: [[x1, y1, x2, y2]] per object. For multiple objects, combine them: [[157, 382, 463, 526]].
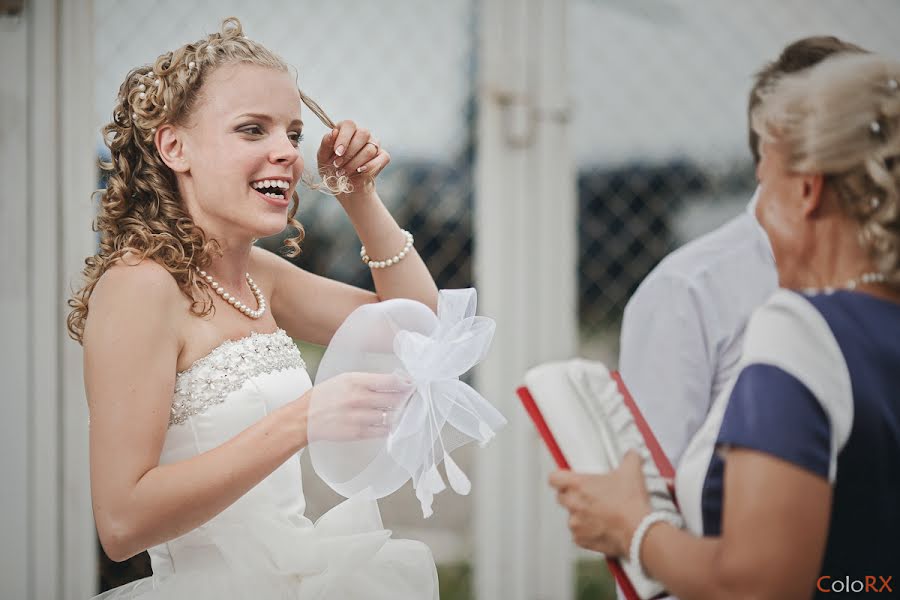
[[68, 17, 344, 344]]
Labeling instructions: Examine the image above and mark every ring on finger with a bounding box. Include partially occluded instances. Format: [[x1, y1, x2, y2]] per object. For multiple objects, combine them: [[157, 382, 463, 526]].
[[381, 409, 388, 426], [365, 141, 379, 152]]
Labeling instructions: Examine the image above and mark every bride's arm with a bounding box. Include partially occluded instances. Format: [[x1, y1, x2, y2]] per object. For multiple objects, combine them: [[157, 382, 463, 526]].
[[264, 122, 438, 346], [257, 200, 436, 347], [84, 261, 310, 562]]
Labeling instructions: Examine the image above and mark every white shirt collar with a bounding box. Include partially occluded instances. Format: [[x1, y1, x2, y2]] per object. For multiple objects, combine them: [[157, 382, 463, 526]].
[[747, 186, 775, 264], [746, 186, 761, 217]]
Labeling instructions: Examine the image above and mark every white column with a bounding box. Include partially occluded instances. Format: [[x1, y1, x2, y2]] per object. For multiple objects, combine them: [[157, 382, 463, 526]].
[[474, 0, 577, 598], [29, 0, 63, 597], [0, 8, 32, 597], [59, 0, 99, 597], [0, 1, 96, 598]]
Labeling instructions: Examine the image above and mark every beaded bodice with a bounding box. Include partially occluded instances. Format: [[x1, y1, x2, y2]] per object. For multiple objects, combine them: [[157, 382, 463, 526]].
[[149, 328, 312, 578], [140, 325, 438, 594], [170, 329, 306, 426]]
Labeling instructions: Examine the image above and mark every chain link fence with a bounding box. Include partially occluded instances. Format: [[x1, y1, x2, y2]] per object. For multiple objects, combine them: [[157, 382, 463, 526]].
[[572, 0, 900, 363], [93, 0, 900, 597]]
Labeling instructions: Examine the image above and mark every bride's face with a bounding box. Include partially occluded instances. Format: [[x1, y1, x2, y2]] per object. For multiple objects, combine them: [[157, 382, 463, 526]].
[[175, 63, 305, 242]]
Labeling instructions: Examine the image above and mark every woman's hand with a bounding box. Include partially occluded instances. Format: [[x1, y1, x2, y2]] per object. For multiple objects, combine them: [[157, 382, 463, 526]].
[[317, 120, 391, 197], [302, 372, 414, 442], [548, 451, 653, 556]]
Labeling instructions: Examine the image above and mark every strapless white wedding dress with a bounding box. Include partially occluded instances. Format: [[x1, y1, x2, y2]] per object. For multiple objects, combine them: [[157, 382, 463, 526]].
[[93, 329, 438, 599]]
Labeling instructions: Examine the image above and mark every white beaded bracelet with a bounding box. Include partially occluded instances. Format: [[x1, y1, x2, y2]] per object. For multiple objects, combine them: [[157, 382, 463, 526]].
[[628, 511, 683, 580], [360, 229, 414, 269]]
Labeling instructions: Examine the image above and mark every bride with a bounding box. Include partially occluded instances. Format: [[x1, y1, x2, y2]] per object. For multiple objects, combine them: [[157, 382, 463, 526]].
[[68, 17, 444, 598]]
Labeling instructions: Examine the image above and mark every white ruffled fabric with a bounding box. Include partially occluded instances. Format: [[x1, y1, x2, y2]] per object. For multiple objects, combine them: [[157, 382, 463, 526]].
[[92, 495, 438, 600], [523, 359, 682, 600], [309, 288, 506, 517]]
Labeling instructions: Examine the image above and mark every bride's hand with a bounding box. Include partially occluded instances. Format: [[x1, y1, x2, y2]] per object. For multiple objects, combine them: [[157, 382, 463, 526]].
[[317, 120, 390, 195], [302, 372, 414, 442]]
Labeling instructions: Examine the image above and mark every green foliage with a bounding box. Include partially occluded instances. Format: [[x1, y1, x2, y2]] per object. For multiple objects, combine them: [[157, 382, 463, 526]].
[[576, 559, 617, 599], [436, 559, 616, 600], [437, 563, 473, 600]]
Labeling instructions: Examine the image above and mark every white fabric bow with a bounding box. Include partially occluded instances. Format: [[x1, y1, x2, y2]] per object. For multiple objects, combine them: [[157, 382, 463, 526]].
[[309, 288, 506, 517]]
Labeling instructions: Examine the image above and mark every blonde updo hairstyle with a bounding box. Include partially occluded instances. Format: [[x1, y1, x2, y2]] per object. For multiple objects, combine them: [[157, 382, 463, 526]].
[[68, 17, 344, 343], [753, 53, 900, 289]]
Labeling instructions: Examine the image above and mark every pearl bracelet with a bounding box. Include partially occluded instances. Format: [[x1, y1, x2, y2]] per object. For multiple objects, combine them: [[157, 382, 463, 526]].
[[360, 229, 414, 269], [628, 511, 683, 580]]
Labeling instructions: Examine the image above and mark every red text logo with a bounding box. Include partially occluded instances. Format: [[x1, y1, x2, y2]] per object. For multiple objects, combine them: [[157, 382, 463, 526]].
[[817, 576, 893, 593]]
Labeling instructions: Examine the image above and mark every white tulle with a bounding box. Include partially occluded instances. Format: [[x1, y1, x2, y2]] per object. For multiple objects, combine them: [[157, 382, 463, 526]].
[[93, 495, 437, 600], [309, 289, 506, 517]]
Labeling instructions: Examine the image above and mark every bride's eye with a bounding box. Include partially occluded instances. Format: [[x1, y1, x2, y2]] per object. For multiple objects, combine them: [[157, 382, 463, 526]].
[[239, 125, 264, 136], [288, 131, 304, 147]]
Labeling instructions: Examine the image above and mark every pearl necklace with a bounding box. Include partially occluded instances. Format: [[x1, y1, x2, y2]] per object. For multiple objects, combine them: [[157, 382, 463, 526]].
[[196, 268, 267, 319], [806, 271, 886, 294], [844, 271, 886, 290]]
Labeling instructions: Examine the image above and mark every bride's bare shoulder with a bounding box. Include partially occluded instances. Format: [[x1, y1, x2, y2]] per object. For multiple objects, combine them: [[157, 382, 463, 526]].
[[87, 255, 187, 328]]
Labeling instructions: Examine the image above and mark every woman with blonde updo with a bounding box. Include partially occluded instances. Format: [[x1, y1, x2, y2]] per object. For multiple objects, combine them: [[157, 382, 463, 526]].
[[550, 52, 900, 599], [73, 17, 439, 599]]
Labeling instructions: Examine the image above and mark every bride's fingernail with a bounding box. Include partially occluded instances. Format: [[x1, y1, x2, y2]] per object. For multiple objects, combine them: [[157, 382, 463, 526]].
[[335, 144, 345, 156], [357, 165, 367, 173], [333, 159, 343, 168]]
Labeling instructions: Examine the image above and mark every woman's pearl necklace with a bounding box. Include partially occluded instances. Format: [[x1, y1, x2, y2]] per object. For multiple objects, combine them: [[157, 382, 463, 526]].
[[196, 268, 267, 319], [844, 271, 886, 290], [806, 271, 887, 294]]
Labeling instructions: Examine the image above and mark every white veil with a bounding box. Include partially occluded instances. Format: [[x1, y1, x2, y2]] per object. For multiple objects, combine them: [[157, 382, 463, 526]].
[[308, 288, 506, 517]]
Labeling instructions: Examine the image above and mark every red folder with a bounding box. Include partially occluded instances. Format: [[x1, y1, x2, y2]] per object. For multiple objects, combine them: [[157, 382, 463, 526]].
[[517, 370, 676, 600]]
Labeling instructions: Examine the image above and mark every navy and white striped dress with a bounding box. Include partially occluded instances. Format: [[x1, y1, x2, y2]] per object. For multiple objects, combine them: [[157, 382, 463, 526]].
[[675, 289, 900, 588]]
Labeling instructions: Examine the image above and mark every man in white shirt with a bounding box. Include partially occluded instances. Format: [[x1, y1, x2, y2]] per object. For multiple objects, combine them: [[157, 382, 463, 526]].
[[619, 35, 867, 470], [613, 36, 866, 600]]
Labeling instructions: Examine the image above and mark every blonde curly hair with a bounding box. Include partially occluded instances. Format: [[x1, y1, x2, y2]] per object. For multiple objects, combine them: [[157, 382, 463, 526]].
[[753, 53, 900, 288], [68, 17, 342, 343]]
